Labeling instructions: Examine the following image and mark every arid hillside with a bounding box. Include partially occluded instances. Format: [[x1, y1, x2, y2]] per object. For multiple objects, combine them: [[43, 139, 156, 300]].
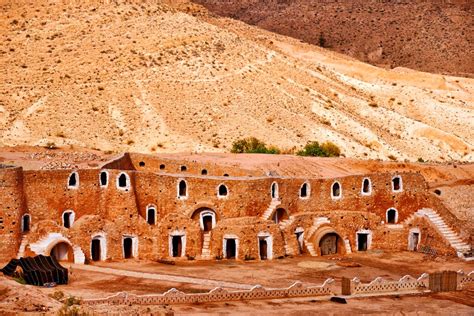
[[194, 0, 474, 77], [0, 0, 473, 162]]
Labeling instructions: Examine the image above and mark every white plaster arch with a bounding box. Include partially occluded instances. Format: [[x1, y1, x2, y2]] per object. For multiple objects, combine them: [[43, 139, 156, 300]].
[[270, 182, 279, 199], [217, 183, 229, 199], [91, 233, 107, 261], [386, 208, 399, 224], [361, 177, 372, 196], [177, 179, 188, 200], [169, 230, 186, 257], [29, 233, 84, 264], [61, 210, 75, 228], [99, 170, 109, 188], [331, 181, 342, 200], [116, 172, 131, 191], [299, 182, 311, 199], [391, 175, 403, 192], [67, 171, 79, 189], [222, 234, 239, 259], [146, 204, 157, 225], [199, 210, 216, 231], [257, 231, 273, 260]]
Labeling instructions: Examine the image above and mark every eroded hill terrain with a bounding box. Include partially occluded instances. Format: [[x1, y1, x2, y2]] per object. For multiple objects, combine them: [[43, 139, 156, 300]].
[[0, 0, 473, 162], [194, 0, 474, 77]]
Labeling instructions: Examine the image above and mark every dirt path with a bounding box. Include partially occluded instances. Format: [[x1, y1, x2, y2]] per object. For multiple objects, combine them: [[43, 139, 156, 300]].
[[70, 264, 254, 290]]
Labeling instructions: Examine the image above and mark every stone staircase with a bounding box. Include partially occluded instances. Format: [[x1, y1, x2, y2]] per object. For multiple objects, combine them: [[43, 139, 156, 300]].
[[417, 208, 472, 260], [201, 232, 212, 259], [304, 217, 330, 256], [17, 235, 29, 259], [261, 198, 281, 220], [279, 216, 295, 230]]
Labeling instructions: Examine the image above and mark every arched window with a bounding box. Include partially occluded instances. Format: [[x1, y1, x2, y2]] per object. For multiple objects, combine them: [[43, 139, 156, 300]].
[[117, 172, 130, 190], [146, 205, 156, 225], [331, 181, 341, 199], [201, 169, 208, 175], [386, 208, 398, 224], [300, 182, 310, 199], [218, 184, 228, 197], [21, 214, 30, 233], [271, 182, 279, 199], [99, 170, 108, 187], [178, 180, 187, 198], [68, 172, 79, 189], [361, 178, 372, 195], [62, 210, 75, 228], [180, 165, 187, 172], [392, 175, 402, 192]]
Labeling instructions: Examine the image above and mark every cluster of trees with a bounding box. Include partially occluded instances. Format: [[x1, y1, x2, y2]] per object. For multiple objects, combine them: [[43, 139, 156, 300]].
[[230, 137, 341, 157]]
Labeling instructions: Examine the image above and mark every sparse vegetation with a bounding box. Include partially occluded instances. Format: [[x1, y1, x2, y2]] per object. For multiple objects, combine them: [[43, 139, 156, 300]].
[[297, 141, 341, 157], [231, 137, 281, 154]]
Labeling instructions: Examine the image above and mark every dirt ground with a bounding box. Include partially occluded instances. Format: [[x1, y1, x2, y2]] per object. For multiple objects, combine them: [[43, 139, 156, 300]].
[[1, 251, 473, 314]]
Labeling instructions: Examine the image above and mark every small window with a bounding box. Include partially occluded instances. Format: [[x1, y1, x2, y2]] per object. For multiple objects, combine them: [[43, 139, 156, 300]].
[[223, 174, 229, 177], [331, 182, 341, 199], [392, 176, 402, 192], [63, 211, 75, 229], [178, 180, 187, 198], [147, 206, 156, 225], [271, 182, 279, 199], [300, 182, 310, 198], [361, 178, 371, 195], [218, 184, 228, 197], [387, 208, 398, 224], [117, 172, 130, 190], [180, 165, 187, 172], [159, 164, 165, 170], [21, 214, 30, 233], [201, 169, 208, 175], [99, 171, 108, 187], [139, 161, 145, 167], [68, 172, 79, 188]]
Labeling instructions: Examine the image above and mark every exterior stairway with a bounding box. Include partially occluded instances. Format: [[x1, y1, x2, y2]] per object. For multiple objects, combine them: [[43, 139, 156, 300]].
[[417, 208, 472, 260], [17, 235, 28, 259], [261, 198, 281, 220], [201, 232, 212, 259], [304, 217, 330, 256], [279, 216, 295, 230]]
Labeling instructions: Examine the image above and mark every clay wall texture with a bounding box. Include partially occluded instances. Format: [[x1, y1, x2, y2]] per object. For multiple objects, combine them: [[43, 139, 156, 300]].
[[0, 156, 466, 263]]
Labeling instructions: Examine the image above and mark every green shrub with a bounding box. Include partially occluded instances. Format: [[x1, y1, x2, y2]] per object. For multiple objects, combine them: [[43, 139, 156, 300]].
[[230, 137, 280, 154], [297, 141, 341, 157]]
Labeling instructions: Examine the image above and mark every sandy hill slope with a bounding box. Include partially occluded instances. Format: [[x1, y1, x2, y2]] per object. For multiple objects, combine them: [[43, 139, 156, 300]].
[[0, 0, 473, 162], [194, 0, 474, 77]]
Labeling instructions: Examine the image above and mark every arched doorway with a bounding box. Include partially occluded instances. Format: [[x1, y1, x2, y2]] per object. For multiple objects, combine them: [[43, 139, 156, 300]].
[[191, 208, 217, 232], [91, 239, 101, 261], [123, 237, 133, 259], [272, 208, 288, 224], [50, 242, 73, 262], [319, 233, 339, 256], [386, 208, 398, 224]]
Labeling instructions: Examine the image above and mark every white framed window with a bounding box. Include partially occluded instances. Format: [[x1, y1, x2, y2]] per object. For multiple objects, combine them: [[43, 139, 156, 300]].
[[386, 208, 398, 224], [68, 171, 79, 189], [177, 179, 188, 199], [146, 205, 157, 225], [361, 178, 372, 196], [217, 184, 228, 198], [392, 175, 403, 192], [116, 172, 130, 191], [331, 181, 342, 200], [299, 182, 310, 199], [62, 210, 75, 228], [271, 182, 279, 199]]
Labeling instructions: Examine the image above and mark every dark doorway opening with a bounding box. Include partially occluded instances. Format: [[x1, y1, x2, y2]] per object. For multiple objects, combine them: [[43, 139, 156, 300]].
[[51, 242, 71, 262], [226, 239, 236, 259], [22, 215, 30, 233], [178, 180, 187, 197], [259, 238, 268, 260], [63, 212, 72, 228], [172, 236, 182, 257], [203, 215, 213, 232], [300, 183, 308, 198], [410, 232, 419, 251], [393, 177, 401, 191], [295, 231, 304, 254], [319, 233, 339, 255], [91, 239, 101, 261], [332, 182, 341, 197], [147, 208, 156, 225], [118, 174, 128, 188], [271, 183, 278, 199], [123, 237, 133, 259], [357, 233, 368, 251], [272, 208, 287, 224], [68, 173, 77, 187], [387, 209, 397, 224], [218, 185, 228, 196], [362, 179, 370, 194]]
